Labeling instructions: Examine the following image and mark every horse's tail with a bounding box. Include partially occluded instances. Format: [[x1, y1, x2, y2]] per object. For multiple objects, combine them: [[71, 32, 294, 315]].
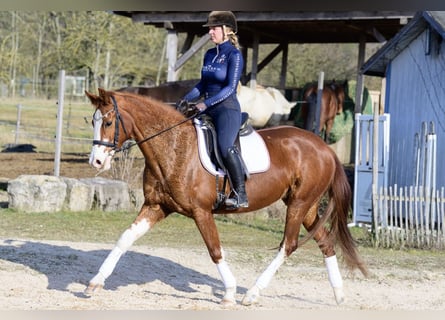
[[298, 154, 368, 277], [329, 156, 368, 277]]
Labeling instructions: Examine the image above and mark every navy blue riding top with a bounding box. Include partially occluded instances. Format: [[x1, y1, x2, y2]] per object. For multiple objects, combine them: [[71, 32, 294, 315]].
[[183, 40, 244, 158], [183, 40, 243, 111]]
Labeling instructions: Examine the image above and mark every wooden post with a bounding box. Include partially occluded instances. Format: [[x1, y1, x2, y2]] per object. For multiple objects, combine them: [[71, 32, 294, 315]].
[[372, 100, 379, 243], [350, 35, 367, 163], [241, 46, 248, 85], [174, 34, 210, 70], [354, 36, 366, 113], [54, 70, 65, 177], [250, 34, 259, 89], [314, 71, 324, 136], [279, 43, 288, 90], [166, 29, 178, 82], [15, 104, 22, 145], [156, 36, 167, 86]]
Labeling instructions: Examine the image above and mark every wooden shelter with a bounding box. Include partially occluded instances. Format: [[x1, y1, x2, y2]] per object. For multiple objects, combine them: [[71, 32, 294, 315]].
[[114, 11, 414, 111]]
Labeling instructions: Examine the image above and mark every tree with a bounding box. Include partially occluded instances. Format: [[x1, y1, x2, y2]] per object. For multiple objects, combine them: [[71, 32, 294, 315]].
[[0, 11, 380, 98]]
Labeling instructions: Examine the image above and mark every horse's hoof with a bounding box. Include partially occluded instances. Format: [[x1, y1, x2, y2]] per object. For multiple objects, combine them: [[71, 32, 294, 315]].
[[220, 297, 236, 307], [84, 283, 103, 296], [241, 286, 260, 306], [333, 287, 345, 305], [220, 287, 237, 307]]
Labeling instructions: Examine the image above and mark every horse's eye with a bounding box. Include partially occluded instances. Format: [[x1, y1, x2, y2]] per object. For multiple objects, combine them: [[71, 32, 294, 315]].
[[104, 120, 113, 128]]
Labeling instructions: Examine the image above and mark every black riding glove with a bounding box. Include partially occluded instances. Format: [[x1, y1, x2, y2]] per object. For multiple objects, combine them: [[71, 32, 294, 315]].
[[175, 99, 189, 115]]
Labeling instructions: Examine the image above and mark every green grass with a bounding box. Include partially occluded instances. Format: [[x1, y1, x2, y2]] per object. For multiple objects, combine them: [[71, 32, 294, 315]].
[[0, 209, 285, 250], [2, 208, 445, 270]]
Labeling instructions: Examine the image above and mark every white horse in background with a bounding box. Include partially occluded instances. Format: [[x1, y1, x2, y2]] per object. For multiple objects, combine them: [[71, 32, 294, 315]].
[[237, 84, 294, 128]]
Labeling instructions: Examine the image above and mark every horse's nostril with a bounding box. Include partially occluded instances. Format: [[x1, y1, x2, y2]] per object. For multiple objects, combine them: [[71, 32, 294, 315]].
[[95, 159, 102, 166]]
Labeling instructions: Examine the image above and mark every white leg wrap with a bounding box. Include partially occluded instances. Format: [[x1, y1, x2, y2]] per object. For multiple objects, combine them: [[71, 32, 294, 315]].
[[325, 255, 345, 304], [216, 260, 237, 289], [324, 255, 343, 288], [242, 246, 286, 306], [97, 246, 124, 280], [255, 246, 286, 290], [93, 219, 150, 282], [216, 249, 237, 305]]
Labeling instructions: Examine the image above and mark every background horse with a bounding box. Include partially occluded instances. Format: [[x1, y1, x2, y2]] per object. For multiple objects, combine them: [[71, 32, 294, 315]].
[[119, 80, 293, 128], [300, 80, 346, 143], [330, 79, 347, 115], [117, 79, 199, 104], [84, 88, 368, 306], [236, 84, 294, 128]]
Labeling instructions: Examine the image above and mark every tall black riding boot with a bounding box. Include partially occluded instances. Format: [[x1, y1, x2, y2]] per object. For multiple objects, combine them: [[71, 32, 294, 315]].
[[223, 146, 249, 209]]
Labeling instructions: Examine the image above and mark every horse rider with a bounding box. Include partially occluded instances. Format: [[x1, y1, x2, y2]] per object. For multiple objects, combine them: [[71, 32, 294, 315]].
[[178, 11, 248, 209]]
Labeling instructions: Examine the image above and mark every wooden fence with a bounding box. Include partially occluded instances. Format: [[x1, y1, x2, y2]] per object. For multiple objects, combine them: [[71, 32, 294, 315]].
[[374, 185, 445, 249]]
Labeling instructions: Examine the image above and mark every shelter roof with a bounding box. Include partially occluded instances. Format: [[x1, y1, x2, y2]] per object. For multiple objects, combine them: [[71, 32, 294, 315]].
[[362, 11, 445, 77], [113, 11, 414, 46]]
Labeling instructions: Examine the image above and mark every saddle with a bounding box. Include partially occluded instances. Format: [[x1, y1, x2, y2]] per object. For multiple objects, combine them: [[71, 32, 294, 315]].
[[196, 112, 250, 172], [193, 112, 270, 209]]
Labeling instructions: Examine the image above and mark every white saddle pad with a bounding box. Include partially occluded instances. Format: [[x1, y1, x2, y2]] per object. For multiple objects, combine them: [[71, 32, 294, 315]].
[[194, 118, 270, 176]]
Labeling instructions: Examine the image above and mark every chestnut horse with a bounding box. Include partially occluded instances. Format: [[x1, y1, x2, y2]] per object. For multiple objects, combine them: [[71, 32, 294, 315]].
[[300, 81, 346, 143], [84, 88, 368, 306], [330, 80, 346, 115]]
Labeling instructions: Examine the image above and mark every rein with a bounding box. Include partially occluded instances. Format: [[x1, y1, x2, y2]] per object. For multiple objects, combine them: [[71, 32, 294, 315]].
[[122, 112, 199, 152], [93, 95, 199, 153]]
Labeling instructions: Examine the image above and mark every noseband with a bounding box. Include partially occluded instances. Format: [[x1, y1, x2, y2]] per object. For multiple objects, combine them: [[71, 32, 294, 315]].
[[92, 96, 128, 152]]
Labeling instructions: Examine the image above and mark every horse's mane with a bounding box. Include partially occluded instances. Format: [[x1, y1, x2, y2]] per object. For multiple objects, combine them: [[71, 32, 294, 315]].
[[108, 89, 195, 157], [112, 90, 185, 121]]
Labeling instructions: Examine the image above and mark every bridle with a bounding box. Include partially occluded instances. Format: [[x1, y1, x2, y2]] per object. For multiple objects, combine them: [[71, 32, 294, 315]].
[[92, 95, 199, 153], [92, 95, 128, 153]]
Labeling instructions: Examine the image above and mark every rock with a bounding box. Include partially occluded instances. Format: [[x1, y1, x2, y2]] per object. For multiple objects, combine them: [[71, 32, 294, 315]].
[[8, 175, 67, 212], [80, 177, 132, 212], [63, 177, 95, 212], [129, 188, 145, 211], [7, 175, 138, 213]]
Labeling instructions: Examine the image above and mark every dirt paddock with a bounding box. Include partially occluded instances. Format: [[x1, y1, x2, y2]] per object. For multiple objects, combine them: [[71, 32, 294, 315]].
[[0, 151, 117, 181], [1, 152, 445, 311]]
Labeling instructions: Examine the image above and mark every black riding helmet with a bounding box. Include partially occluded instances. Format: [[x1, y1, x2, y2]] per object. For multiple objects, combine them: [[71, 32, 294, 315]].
[[203, 11, 237, 33]]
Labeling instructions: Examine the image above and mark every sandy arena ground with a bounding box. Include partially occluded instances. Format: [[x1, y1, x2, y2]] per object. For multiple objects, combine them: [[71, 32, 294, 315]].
[[1, 152, 445, 311], [1, 237, 445, 310]]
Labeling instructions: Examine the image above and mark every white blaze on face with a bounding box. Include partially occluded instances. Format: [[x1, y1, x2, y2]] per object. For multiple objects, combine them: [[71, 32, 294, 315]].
[[89, 109, 113, 171]]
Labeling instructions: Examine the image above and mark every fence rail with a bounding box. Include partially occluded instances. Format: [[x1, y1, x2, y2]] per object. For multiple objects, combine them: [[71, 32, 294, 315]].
[[0, 102, 93, 154], [374, 185, 445, 249]]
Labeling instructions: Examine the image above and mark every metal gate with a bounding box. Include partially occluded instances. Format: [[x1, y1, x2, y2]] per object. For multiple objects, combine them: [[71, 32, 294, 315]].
[[352, 113, 390, 225]]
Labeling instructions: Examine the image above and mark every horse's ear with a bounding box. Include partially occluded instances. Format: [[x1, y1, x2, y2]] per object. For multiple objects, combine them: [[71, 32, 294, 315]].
[[85, 90, 101, 107], [98, 88, 112, 105]]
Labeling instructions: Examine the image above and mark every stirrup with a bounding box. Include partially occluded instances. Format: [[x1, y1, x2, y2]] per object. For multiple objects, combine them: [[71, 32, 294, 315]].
[[225, 192, 249, 209]]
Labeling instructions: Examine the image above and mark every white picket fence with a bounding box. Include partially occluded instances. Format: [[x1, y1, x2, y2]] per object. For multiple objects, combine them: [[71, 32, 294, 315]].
[[374, 185, 445, 249]]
